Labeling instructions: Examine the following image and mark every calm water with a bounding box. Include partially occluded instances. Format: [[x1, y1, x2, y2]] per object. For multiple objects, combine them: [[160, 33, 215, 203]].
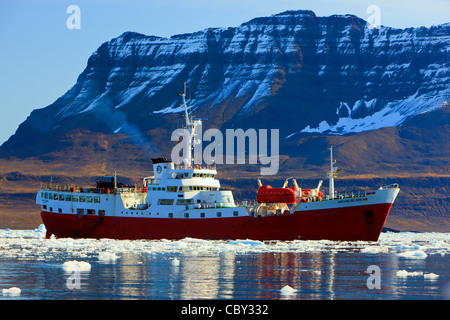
[[0, 225, 449, 300]]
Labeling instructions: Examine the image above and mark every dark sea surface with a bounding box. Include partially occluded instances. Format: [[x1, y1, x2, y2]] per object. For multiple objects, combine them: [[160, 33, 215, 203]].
[[0, 225, 449, 301]]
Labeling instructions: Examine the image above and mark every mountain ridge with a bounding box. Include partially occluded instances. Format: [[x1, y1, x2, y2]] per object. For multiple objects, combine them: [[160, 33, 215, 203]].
[[2, 9, 449, 158]]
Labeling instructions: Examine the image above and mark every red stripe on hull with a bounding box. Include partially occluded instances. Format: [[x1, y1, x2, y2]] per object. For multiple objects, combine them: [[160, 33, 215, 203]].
[[40, 202, 393, 241]]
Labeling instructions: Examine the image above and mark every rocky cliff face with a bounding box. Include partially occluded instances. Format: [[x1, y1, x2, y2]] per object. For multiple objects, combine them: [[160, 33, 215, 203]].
[[2, 10, 449, 158]]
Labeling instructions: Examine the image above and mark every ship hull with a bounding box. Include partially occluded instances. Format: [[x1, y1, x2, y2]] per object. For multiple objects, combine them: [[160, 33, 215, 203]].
[[40, 202, 393, 241]]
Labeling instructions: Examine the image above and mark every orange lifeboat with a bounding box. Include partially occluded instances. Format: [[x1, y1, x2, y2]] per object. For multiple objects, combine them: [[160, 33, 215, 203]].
[[256, 185, 298, 204]]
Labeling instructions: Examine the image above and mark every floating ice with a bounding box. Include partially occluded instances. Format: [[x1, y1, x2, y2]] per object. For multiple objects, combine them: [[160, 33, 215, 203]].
[[397, 270, 423, 277], [280, 285, 297, 295], [171, 257, 180, 266], [62, 260, 91, 272], [0, 226, 448, 262], [424, 273, 440, 280], [397, 250, 427, 259], [2, 287, 21, 296], [98, 252, 120, 262], [396, 270, 440, 280]]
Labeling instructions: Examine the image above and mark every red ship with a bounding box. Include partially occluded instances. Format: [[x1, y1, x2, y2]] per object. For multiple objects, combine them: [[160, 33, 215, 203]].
[[37, 87, 400, 241]]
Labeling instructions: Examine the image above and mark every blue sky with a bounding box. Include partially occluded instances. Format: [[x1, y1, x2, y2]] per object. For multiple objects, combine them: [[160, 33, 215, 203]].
[[0, 0, 448, 145]]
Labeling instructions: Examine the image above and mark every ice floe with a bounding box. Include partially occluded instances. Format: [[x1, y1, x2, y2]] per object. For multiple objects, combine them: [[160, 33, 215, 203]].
[[2, 287, 21, 296], [62, 260, 91, 272], [396, 270, 440, 280], [280, 285, 297, 295], [0, 225, 448, 262]]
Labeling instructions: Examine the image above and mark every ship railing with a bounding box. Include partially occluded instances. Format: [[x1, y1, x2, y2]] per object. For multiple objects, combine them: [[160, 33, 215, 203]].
[[41, 183, 144, 194], [41, 183, 75, 192], [174, 163, 217, 170], [330, 183, 399, 200]]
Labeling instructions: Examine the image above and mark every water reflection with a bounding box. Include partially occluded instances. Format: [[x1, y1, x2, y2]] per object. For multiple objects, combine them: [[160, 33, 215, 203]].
[[1, 246, 447, 300]]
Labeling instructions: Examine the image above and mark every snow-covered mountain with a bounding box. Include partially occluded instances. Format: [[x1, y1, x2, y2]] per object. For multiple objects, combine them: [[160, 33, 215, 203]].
[[2, 10, 449, 157]]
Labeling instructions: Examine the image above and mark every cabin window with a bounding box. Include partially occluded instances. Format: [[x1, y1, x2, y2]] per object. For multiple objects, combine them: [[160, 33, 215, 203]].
[[49, 193, 53, 200], [167, 186, 177, 192], [80, 196, 86, 202], [98, 210, 105, 216], [176, 199, 192, 205], [94, 196, 100, 203], [200, 212, 205, 218], [58, 208, 62, 213], [184, 213, 189, 218], [59, 194, 64, 201], [53, 194, 58, 200], [234, 211, 239, 216], [43, 205, 47, 210], [87, 209, 95, 215], [65, 195, 71, 201], [87, 196, 93, 203], [168, 213, 173, 218], [72, 195, 79, 202], [216, 212, 222, 217], [158, 199, 174, 205], [77, 208, 84, 216]]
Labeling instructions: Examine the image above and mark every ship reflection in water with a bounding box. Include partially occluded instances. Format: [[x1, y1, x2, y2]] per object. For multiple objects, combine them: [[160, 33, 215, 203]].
[[75, 248, 447, 300]]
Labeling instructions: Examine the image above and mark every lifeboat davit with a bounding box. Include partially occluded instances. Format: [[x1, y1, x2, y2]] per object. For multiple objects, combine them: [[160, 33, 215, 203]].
[[256, 185, 298, 204]]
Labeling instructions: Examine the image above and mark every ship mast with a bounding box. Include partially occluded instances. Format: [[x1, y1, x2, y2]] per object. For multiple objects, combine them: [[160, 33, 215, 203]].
[[180, 82, 199, 169], [327, 146, 340, 199]]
